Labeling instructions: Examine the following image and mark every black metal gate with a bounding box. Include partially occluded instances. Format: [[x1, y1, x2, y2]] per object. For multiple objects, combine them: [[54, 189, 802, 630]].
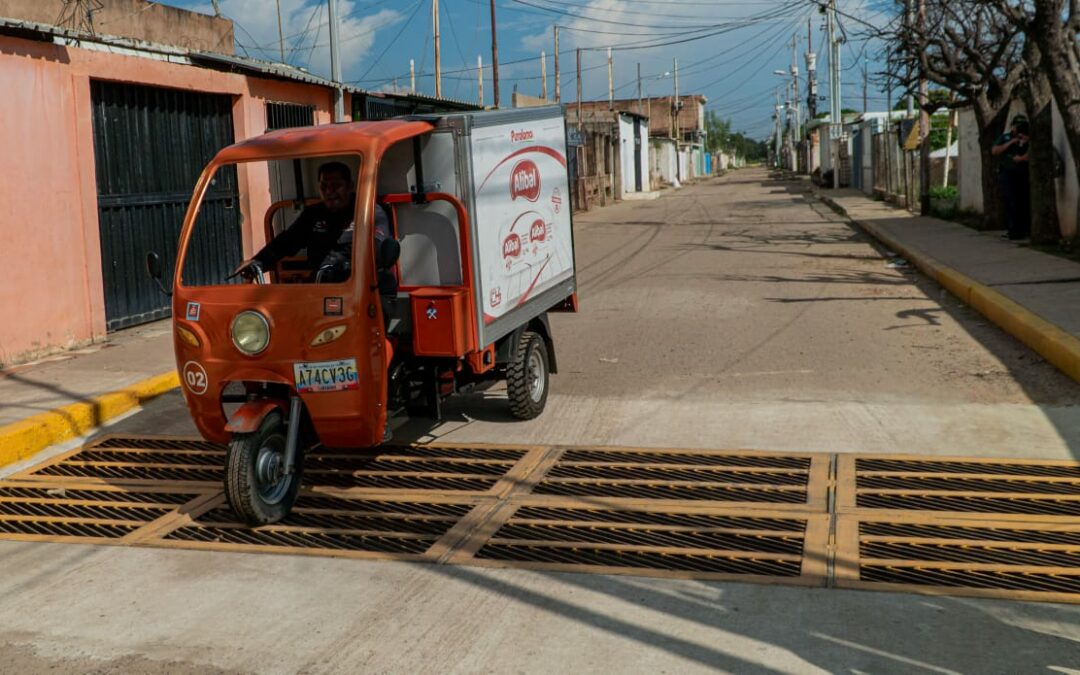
[[91, 81, 241, 330]]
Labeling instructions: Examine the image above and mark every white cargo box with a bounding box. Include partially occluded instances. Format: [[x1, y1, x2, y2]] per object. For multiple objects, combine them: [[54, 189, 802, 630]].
[[388, 106, 577, 348]]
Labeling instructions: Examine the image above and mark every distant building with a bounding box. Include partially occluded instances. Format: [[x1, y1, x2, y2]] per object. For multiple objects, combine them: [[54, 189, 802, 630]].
[[573, 95, 707, 143]]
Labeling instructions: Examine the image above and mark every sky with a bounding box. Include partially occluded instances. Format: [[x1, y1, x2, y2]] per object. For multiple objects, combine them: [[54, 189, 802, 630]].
[[164, 0, 899, 140]]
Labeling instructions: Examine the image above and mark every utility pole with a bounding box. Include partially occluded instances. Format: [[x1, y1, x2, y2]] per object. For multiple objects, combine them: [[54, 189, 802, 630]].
[[672, 57, 679, 139], [327, 0, 345, 122], [553, 26, 560, 103], [541, 51, 548, 99], [943, 92, 956, 187], [607, 48, 614, 111], [490, 0, 500, 108], [863, 62, 868, 112], [478, 55, 484, 106], [410, 59, 416, 93], [826, 0, 842, 188], [775, 89, 783, 169], [917, 0, 930, 214], [807, 17, 817, 176], [637, 63, 642, 116], [886, 47, 893, 197], [576, 48, 582, 130], [905, 0, 914, 117], [673, 57, 681, 181], [791, 34, 800, 172], [276, 0, 285, 62], [806, 18, 817, 119], [433, 0, 442, 98]]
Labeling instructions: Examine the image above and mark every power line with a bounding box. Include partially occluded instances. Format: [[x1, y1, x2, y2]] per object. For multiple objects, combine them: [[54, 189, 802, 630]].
[[355, 0, 427, 82]]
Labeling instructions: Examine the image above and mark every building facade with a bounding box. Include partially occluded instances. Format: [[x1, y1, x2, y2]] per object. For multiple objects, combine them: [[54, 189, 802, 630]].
[[0, 8, 475, 365]]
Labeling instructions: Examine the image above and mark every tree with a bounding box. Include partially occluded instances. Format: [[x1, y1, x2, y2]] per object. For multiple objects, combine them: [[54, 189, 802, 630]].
[[886, 0, 1024, 228], [704, 111, 732, 154], [996, 0, 1080, 243], [888, 1, 1074, 240]]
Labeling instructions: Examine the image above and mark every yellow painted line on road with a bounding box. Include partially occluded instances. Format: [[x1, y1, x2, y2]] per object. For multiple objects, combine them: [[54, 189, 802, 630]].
[[0, 371, 179, 469], [825, 195, 1080, 385]]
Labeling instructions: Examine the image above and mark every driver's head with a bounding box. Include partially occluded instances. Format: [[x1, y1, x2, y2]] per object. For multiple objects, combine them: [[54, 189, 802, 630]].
[[317, 162, 353, 213]]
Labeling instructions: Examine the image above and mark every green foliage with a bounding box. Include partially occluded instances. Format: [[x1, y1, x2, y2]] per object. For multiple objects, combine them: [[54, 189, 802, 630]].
[[705, 110, 767, 161], [704, 111, 732, 153], [929, 185, 958, 199]]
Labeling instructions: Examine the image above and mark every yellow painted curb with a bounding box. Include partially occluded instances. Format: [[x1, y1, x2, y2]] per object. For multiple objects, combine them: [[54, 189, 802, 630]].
[[0, 371, 180, 469], [829, 196, 1080, 386]]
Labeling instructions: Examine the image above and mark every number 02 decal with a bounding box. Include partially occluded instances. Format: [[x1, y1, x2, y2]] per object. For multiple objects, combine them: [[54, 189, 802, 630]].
[[182, 361, 209, 395]]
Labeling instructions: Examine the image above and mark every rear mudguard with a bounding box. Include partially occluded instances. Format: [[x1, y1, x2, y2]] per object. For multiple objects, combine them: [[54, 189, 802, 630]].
[[225, 400, 287, 434]]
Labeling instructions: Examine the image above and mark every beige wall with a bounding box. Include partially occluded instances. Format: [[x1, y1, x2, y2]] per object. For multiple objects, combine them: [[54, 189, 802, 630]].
[[1, 0, 234, 53], [957, 108, 982, 213], [0, 34, 333, 365], [511, 92, 549, 108], [1051, 100, 1079, 240]]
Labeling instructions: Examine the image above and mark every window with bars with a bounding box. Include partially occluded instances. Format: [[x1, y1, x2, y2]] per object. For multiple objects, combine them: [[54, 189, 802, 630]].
[[265, 102, 316, 131]]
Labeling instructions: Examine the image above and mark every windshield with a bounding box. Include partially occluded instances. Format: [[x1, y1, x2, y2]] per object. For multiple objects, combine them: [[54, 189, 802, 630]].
[[180, 154, 362, 286]]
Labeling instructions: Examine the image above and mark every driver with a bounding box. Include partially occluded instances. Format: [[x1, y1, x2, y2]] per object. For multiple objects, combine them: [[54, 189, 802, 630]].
[[241, 161, 388, 279]]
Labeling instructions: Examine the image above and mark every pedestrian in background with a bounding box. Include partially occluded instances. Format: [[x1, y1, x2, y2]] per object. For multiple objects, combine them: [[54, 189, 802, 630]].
[[992, 115, 1031, 241]]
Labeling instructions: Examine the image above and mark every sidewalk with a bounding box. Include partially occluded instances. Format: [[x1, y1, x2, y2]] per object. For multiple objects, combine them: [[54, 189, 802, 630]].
[[0, 321, 177, 466], [819, 187, 1080, 384]]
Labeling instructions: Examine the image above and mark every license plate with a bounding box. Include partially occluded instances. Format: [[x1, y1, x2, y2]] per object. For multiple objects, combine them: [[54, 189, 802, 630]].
[[293, 358, 359, 393]]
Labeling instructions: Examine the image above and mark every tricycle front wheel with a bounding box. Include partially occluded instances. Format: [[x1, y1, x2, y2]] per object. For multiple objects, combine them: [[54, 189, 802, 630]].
[[224, 412, 301, 525]]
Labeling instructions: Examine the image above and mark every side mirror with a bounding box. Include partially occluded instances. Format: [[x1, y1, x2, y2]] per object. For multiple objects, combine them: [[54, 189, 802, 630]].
[[145, 251, 172, 297], [146, 251, 163, 280]]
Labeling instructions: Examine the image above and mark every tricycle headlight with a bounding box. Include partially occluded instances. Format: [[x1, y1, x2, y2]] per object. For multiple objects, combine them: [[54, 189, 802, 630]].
[[231, 310, 270, 355]]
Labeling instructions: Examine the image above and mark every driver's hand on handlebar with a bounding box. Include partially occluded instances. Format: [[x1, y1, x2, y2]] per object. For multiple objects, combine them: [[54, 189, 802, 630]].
[[229, 259, 264, 281]]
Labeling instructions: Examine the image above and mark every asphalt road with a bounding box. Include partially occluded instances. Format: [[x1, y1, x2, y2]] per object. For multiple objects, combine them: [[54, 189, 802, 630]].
[[3, 169, 1079, 673]]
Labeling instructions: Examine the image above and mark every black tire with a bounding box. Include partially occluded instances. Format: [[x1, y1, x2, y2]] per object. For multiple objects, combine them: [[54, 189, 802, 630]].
[[506, 331, 550, 420], [225, 412, 302, 526]]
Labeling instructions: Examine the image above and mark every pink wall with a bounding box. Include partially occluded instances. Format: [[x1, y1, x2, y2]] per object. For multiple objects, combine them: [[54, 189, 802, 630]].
[[0, 36, 334, 365]]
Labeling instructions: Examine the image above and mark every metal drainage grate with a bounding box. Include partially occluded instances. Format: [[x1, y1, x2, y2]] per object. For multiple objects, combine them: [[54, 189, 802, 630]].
[[162, 493, 476, 557], [302, 445, 527, 493], [531, 448, 816, 505], [93, 437, 225, 452], [470, 505, 821, 580], [836, 515, 1080, 601], [840, 456, 1080, 518], [27, 452, 224, 483], [0, 484, 209, 540]]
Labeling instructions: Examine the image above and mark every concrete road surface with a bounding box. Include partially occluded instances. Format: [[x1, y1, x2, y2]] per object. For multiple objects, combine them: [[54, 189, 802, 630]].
[[2, 169, 1078, 673]]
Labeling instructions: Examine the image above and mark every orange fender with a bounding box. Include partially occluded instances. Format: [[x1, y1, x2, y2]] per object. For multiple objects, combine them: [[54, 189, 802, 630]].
[[225, 400, 285, 434]]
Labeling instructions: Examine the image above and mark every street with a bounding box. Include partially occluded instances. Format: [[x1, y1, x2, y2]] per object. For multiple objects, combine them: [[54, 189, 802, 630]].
[[1, 169, 1078, 674], [118, 168, 1080, 455]]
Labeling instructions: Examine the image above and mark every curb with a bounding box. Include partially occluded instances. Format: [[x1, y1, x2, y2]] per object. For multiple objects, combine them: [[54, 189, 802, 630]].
[[820, 194, 1080, 385], [0, 370, 180, 469]]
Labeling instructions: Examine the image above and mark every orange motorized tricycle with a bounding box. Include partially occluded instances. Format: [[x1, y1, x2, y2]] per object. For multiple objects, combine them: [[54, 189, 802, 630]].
[[148, 107, 577, 525]]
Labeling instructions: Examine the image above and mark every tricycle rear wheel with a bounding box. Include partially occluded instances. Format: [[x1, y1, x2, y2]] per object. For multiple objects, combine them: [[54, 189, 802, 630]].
[[225, 411, 301, 525], [506, 330, 549, 420]]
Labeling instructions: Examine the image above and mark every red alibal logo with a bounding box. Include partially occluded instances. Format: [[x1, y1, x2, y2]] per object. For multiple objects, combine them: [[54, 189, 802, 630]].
[[510, 160, 541, 201], [529, 219, 547, 242], [503, 233, 522, 259]]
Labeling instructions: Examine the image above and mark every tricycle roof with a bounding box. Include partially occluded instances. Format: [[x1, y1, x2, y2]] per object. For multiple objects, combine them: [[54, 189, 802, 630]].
[[213, 120, 435, 164]]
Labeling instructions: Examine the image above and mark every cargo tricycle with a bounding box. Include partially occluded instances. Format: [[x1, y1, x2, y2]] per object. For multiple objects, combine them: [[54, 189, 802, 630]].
[[149, 107, 577, 525]]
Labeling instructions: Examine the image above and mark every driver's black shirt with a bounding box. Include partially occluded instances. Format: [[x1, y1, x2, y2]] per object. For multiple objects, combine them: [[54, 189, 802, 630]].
[[254, 199, 354, 270]]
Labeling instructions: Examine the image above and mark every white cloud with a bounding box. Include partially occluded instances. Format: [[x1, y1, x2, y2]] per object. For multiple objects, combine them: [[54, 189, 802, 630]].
[[200, 0, 405, 81]]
